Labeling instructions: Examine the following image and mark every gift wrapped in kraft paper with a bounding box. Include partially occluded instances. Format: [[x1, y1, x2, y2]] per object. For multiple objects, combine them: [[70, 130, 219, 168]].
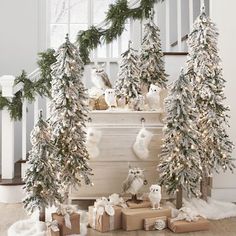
[[168, 217, 210, 233], [144, 216, 167, 231], [89, 194, 127, 232], [122, 207, 171, 231], [52, 205, 80, 236], [126, 200, 151, 209]]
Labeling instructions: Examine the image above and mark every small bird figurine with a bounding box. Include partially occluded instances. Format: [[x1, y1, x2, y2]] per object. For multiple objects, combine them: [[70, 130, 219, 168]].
[[148, 184, 162, 210], [104, 89, 117, 109], [146, 84, 161, 110], [122, 165, 148, 203], [91, 64, 112, 89]]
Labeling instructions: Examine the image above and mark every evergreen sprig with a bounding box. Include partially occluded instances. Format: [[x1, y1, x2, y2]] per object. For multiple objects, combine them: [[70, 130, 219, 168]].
[[0, 50, 56, 121], [77, 0, 164, 63]]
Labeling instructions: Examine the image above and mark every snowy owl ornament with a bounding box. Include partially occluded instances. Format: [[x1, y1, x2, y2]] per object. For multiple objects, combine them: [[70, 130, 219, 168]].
[[146, 84, 161, 110], [122, 165, 148, 203], [105, 89, 117, 109], [91, 64, 112, 89], [148, 184, 162, 210], [132, 95, 146, 111]]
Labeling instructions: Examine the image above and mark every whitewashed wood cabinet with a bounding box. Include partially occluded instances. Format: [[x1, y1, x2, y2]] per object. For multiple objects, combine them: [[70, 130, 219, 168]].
[[70, 111, 164, 200]]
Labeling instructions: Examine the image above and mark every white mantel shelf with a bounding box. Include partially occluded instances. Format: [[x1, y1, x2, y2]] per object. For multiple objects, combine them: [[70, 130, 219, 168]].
[[88, 110, 165, 129], [90, 110, 163, 114]]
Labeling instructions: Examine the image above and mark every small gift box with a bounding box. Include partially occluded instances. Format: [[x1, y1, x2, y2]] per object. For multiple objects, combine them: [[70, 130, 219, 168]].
[[168, 217, 210, 233], [88, 194, 127, 232], [122, 207, 171, 231], [52, 205, 80, 236], [95, 95, 109, 110], [88, 205, 122, 232], [126, 200, 151, 209], [47, 220, 60, 236], [144, 216, 167, 231]]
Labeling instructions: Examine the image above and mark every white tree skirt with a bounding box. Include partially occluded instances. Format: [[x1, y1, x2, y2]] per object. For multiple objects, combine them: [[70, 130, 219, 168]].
[[183, 197, 236, 220], [8, 207, 88, 236]]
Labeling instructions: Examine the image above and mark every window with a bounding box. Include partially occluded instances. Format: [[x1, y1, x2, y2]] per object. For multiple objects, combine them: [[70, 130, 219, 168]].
[[49, 0, 130, 58]]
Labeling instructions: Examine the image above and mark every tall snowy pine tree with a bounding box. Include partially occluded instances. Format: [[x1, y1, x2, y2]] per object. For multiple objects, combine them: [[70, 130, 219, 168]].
[[139, 13, 168, 89], [158, 69, 202, 208], [49, 35, 92, 200], [23, 111, 62, 221], [185, 7, 235, 199], [115, 41, 141, 104]]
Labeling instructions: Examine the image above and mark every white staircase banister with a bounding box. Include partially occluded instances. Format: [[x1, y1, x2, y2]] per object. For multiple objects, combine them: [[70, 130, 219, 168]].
[[0, 75, 23, 179], [0, 75, 22, 97]]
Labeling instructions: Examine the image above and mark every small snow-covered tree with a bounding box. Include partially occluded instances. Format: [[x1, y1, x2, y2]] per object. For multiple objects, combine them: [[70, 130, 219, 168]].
[[23, 111, 62, 221], [49, 35, 92, 200], [158, 69, 202, 208], [185, 7, 235, 199], [115, 41, 141, 104], [139, 14, 168, 89]]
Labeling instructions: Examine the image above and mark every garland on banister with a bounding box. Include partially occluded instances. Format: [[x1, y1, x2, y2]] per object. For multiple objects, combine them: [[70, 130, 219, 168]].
[[0, 49, 56, 120], [77, 0, 164, 63], [0, 0, 165, 120]]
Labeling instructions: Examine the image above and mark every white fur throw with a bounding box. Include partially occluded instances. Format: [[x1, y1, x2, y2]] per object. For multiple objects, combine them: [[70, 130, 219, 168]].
[[183, 197, 236, 220], [8, 208, 88, 236]]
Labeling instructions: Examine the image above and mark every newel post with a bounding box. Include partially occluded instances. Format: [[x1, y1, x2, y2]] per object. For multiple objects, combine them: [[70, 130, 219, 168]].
[[0, 75, 21, 179]]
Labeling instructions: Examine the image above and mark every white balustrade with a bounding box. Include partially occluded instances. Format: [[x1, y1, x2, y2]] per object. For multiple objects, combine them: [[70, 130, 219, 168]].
[[165, 0, 170, 51], [177, 0, 182, 51], [0, 75, 22, 179], [22, 98, 27, 161]]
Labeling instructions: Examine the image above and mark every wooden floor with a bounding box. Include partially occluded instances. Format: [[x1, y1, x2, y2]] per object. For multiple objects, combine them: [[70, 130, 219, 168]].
[[87, 218, 236, 236]]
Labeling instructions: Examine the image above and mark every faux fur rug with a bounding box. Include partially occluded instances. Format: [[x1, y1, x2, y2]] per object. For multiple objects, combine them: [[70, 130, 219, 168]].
[[8, 220, 87, 236], [183, 197, 236, 220], [8, 207, 88, 236]]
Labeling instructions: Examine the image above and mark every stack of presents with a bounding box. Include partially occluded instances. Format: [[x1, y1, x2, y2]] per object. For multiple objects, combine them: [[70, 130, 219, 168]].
[[47, 193, 210, 235]]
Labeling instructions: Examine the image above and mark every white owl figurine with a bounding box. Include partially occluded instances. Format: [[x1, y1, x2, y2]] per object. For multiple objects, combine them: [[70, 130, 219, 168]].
[[146, 84, 161, 111], [132, 95, 146, 111], [122, 166, 147, 202], [149, 184, 162, 210], [91, 64, 112, 89], [104, 89, 117, 109]]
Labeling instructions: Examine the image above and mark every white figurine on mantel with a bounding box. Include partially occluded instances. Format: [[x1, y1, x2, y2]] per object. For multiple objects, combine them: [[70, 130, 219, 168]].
[[146, 84, 161, 111], [149, 184, 162, 210], [91, 64, 112, 90], [132, 95, 146, 111], [104, 89, 117, 109]]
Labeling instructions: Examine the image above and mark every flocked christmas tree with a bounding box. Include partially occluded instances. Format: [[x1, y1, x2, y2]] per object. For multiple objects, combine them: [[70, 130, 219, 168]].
[[185, 6, 235, 199], [139, 11, 168, 89], [158, 69, 202, 208], [23, 111, 62, 221], [49, 35, 92, 201], [115, 41, 141, 104]]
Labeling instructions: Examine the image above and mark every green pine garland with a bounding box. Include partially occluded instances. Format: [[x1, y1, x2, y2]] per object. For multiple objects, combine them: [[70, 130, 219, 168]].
[[77, 0, 163, 63], [0, 0, 164, 120], [0, 50, 56, 121]]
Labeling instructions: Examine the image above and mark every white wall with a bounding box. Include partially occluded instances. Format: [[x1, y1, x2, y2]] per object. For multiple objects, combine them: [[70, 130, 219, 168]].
[[0, 0, 39, 75], [0, 0, 40, 168], [210, 0, 236, 202]]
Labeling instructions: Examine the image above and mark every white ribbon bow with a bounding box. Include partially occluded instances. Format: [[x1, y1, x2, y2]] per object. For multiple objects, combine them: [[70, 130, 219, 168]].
[[47, 220, 59, 232], [92, 194, 126, 230], [154, 219, 166, 230], [56, 205, 77, 229], [109, 193, 127, 208]]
